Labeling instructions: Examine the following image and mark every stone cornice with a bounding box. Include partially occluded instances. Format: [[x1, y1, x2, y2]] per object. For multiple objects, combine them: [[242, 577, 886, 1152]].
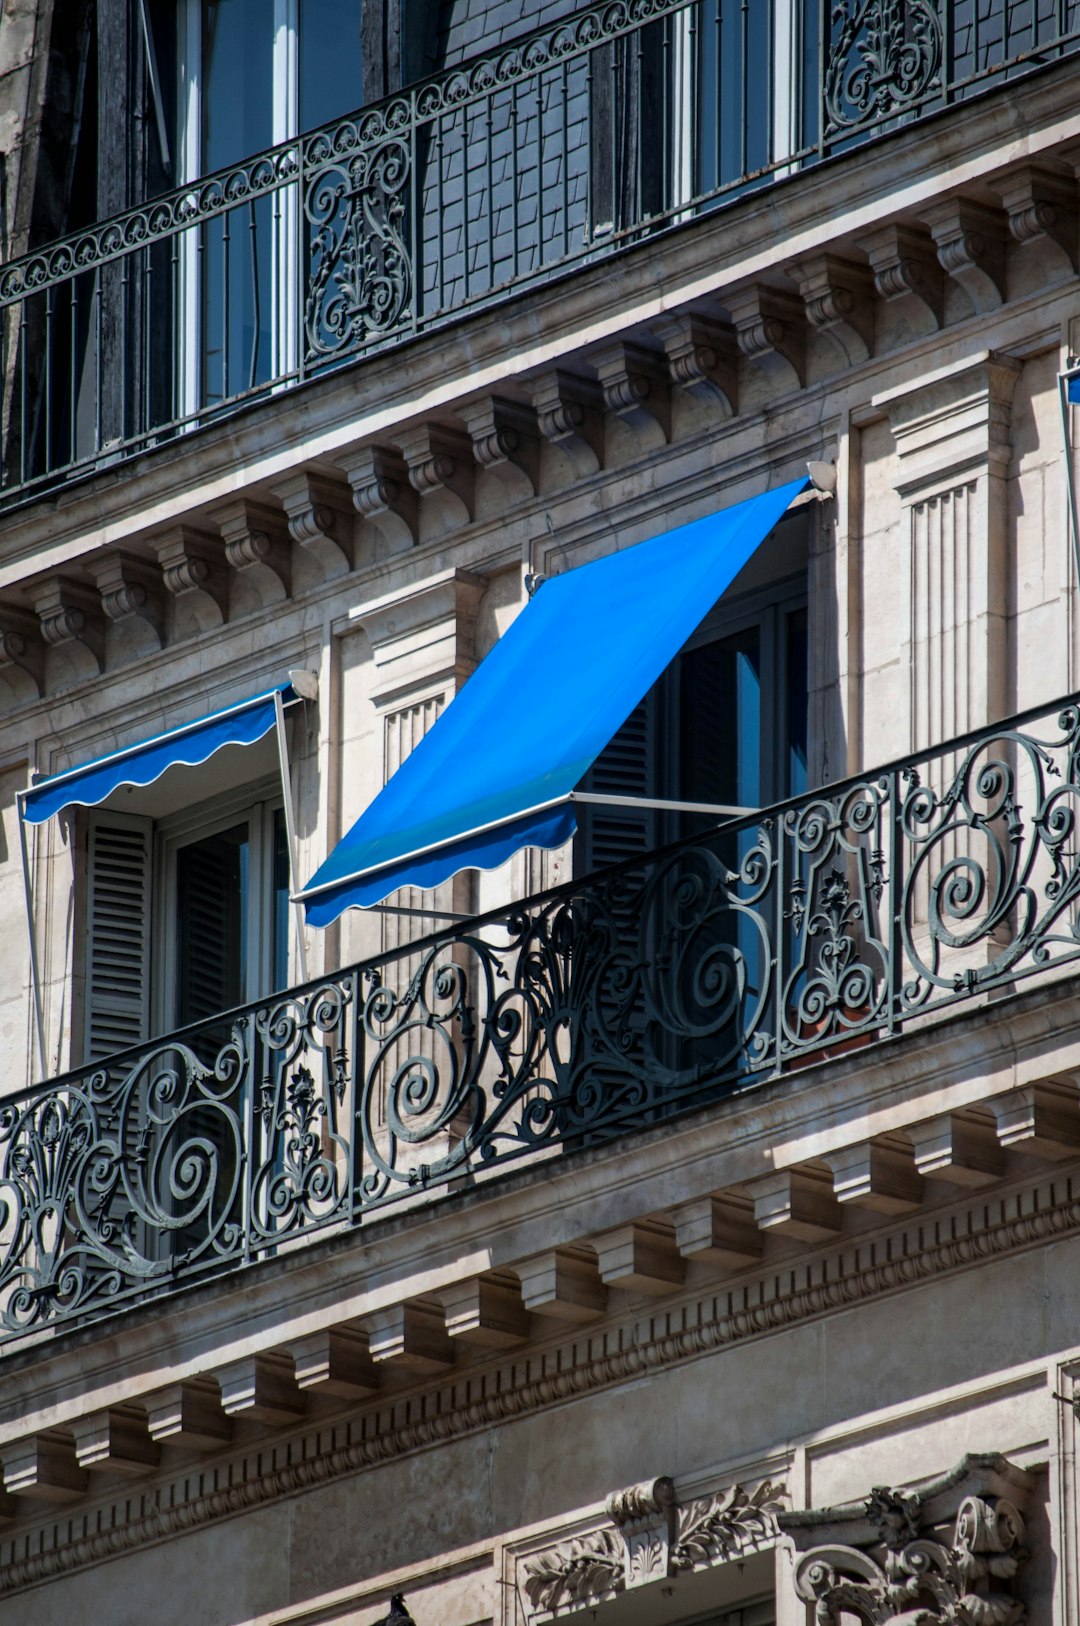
[[0, 1164, 1075, 1598]]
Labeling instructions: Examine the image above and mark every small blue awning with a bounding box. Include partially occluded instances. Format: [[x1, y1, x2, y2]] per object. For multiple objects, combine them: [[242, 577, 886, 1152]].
[[301, 477, 810, 926], [22, 682, 299, 826], [1069, 375, 1080, 404]]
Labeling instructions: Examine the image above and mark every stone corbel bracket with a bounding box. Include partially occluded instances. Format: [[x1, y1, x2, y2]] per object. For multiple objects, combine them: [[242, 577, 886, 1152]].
[[460, 394, 541, 495], [923, 196, 1008, 314], [589, 339, 672, 444], [726, 284, 807, 391], [397, 423, 476, 531], [526, 367, 605, 477], [337, 443, 419, 554], [864, 222, 944, 337], [652, 313, 738, 412], [148, 526, 228, 632], [0, 604, 45, 697], [210, 497, 292, 604], [997, 160, 1078, 278], [521, 1473, 785, 1620], [787, 253, 875, 367], [86, 551, 166, 649], [26, 577, 105, 680], [780, 1451, 1034, 1626], [272, 471, 354, 579]]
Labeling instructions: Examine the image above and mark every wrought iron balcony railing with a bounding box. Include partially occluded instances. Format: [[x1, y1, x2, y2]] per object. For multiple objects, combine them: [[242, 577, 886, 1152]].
[[3, 694, 1080, 1347], [1, 0, 1078, 507]]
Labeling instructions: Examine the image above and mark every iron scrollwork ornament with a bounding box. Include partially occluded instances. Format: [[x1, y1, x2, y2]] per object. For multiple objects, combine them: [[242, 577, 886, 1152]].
[[825, 0, 943, 134]]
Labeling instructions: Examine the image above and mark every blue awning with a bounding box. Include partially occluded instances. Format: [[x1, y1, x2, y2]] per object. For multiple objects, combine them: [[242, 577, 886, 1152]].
[[301, 477, 810, 924], [1069, 374, 1080, 404], [22, 682, 299, 826]]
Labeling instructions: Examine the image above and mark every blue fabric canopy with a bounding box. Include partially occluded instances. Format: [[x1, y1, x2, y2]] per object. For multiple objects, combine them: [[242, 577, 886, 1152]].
[[22, 683, 297, 826], [302, 477, 810, 924], [1068, 374, 1080, 404]]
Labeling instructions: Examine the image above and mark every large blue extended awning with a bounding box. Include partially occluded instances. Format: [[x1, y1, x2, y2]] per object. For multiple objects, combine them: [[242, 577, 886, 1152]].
[[21, 681, 301, 826], [300, 477, 811, 927]]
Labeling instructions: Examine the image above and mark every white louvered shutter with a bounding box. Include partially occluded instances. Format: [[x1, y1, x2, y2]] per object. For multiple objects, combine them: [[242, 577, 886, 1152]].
[[84, 812, 153, 1062]]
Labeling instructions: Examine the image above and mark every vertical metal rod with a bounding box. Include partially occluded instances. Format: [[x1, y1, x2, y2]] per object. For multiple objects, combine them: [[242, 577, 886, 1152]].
[[17, 797, 48, 1083], [68, 280, 77, 464], [485, 90, 494, 291], [44, 287, 53, 460], [739, 0, 748, 176], [560, 61, 569, 259], [247, 199, 260, 391], [273, 689, 309, 986], [436, 120, 445, 311], [462, 105, 471, 301], [18, 299, 28, 485], [93, 271, 102, 454], [535, 69, 544, 253], [818, 0, 826, 156], [510, 90, 520, 280], [222, 213, 231, 402], [348, 965, 362, 1221], [120, 253, 130, 440], [408, 95, 419, 335], [610, 42, 619, 232], [887, 766, 903, 1037], [143, 244, 152, 443]]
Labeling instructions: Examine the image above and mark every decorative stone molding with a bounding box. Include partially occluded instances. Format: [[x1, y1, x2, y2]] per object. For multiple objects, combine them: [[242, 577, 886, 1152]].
[[459, 394, 540, 494], [348, 567, 487, 707], [923, 196, 1008, 313], [272, 470, 353, 578], [781, 1453, 1033, 1626], [997, 161, 1077, 277], [337, 443, 419, 553], [26, 578, 104, 676], [0, 604, 44, 695], [589, 339, 672, 442], [526, 367, 605, 475], [863, 222, 944, 336], [652, 313, 738, 411], [148, 526, 228, 632], [210, 497, 292, 602], [397, 423, 476, 527], [86, 551, 165, 646], [522, 1474, 783, 1618], [727, 284, 806, 390], [787, 252, 875, 366]]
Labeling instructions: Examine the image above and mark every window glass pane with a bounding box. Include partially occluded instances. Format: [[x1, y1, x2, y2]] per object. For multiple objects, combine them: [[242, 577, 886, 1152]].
[[201, 0, 273, 169], [300, 0, 364, 130], [272, 807, 290, 991], [175, 822, 249, 1025], [680, 627, 762, 810]]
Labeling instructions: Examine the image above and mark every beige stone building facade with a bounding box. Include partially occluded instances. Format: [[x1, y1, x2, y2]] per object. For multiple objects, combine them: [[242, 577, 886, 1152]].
[[0, 2, 1078, 1622]]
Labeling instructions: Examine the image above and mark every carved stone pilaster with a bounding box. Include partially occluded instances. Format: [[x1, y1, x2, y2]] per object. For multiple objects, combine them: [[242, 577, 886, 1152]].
[[787, 253, 875, 366], [652, 313, 738, 411], [589, 340, 672, 442], [727, 284, 806, 389], [0, 604, 44, 696], [26, 578, 104, 678], [350, 567, 487, 706], [149, 527, 227, 631], [607, 1478, 676, 1589], [272, 471, 353, 578], [210, 498, 291, 602], [337, 444, 419, 553], [864, 222, 944, 336], [85, 551, 165, 647], [459, 394, 540, 494], [397, 423, 475, 528], [924, 196, 1008, 313], [781, 1452, 1033, 1626], [997, 161, 1078, 276], [526, 368, 605, 475]]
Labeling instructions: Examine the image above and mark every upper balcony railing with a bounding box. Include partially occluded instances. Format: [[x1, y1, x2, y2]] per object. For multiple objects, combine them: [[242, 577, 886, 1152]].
[[3, 693, 1080, 1348], [1, 0, 1078, 508]]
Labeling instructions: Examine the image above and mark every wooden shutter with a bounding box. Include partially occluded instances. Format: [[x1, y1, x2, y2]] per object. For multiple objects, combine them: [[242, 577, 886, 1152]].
[[576, 689, 660, 876], [84, 811, 153, 1062]]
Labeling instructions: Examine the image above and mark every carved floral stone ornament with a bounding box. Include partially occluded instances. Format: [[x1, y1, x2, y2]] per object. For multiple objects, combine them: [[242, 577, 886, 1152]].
[[779, 1452, 1033, 1626], [521, 1474, 785, 1618]]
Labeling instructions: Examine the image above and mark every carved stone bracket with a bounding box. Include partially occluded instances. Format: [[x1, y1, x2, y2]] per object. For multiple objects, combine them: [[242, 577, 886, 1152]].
[[210, 498, 292, 602], [148, 526, 228, 631], [86, 551, 165, 647], [652, 313, 738, 411], [272, 471, 353, 579], [0, 604, 44, 696], [924, 196, 1008, 313], [337, 444, 419, 553], [787, 253, 875, 367], [726, 284, 806, 390], [997, 161, 1078, 277], [459, 395, 540, 494], [589, 340, 672, 443], [521, 1474, 784, 1619], [397, 423, 476, 528], [781, 1452, 1033, 1626], [526, 367, 605, 476], [864, 222, 944, 336], [26, 578, 104, 677]]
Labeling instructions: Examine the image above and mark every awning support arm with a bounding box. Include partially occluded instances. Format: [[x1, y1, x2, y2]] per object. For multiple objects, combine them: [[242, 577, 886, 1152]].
[[273, 690, 309, 985], [570, 792, 757, 818], [17, 796, 48, 1082], [1059, 365, 1080, 594]]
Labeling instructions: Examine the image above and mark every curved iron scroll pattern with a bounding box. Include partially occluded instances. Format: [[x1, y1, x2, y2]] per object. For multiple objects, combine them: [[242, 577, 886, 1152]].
[[4, 703, 1080, 1340], [825, 0, 943, 134]]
